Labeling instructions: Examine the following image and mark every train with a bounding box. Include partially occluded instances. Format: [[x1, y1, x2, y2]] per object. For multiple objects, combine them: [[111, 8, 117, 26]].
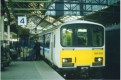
[[39, 20, 105, 77]]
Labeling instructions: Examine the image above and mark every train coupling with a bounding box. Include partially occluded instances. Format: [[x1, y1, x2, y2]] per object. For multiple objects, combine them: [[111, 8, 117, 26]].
[[77, 66, 89, 78]]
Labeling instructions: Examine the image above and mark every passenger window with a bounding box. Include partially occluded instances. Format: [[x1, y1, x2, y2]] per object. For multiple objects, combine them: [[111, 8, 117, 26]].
[[45, 34, 51, 48]]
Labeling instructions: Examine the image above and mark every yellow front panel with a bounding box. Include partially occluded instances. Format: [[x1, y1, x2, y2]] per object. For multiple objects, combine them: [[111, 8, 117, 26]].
[[75, 50, 93, 66], [60, 49, 105, 66], [60, 50, 75, 64], [92, 49, 105, 65]]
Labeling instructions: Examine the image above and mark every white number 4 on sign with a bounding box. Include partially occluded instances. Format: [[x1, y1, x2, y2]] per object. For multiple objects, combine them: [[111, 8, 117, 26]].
[[18, 16, 27, 25]]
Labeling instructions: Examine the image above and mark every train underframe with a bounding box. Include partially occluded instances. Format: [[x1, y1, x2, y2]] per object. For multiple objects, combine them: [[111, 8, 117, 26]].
[[58, 66, 104, 79]]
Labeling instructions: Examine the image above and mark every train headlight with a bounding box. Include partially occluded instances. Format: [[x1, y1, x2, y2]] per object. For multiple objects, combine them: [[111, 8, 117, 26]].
[[93, 57, 103, 66], [62, 59, 67, 62], [95, 57, 103, 62], [62, 58, 72, 63], [98, 58, 102, 61]]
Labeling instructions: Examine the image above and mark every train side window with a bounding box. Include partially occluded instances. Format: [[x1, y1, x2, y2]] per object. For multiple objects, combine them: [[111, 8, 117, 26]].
[[45, 34, 51, 48]]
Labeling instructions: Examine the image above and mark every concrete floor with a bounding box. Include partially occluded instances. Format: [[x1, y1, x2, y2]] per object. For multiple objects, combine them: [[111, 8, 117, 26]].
[[1, 61, 64, 80]]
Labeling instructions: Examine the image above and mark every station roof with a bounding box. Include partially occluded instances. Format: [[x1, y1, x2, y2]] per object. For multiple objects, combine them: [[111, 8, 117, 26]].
[[2, 0, 120, 37], [83, 1, 120, 26]]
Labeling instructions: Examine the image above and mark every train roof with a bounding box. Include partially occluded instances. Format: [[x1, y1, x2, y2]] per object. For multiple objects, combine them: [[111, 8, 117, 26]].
[[60, 20, 104, 28], [39, 20, 105, 36]]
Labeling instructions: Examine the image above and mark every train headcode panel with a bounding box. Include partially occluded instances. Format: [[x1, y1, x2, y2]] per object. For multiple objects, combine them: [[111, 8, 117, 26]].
[[18, 16, 27, 26]]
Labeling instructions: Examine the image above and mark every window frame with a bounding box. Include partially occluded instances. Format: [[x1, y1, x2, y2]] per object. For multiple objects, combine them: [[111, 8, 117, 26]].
[[60, 23, 104, 47]]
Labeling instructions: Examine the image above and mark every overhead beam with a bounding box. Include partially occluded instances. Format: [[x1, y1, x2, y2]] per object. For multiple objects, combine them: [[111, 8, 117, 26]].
[[54, 1, 108, 5], [13, 8, 92, 12], [13, 8, 47, 11], [14, 13, 38, 15], [8, 0, 52, 3]]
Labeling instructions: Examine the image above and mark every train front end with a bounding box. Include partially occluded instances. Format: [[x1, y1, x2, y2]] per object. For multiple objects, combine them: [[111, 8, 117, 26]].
[[59, 21, 105, 76]]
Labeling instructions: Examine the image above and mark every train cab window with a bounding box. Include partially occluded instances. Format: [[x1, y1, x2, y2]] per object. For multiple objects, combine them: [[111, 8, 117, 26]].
[[61, 28, 73, 47], [92, 27, 104, 46], [61, 24, 104, 47], [77, 29, 87, 46]]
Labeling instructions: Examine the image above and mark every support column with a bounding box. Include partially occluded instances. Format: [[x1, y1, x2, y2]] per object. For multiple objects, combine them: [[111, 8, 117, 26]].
[[55, 0, 64, 16], [80, 0, 84, 16], [0, 16, 4, 41], [7, 25, 10, 45]]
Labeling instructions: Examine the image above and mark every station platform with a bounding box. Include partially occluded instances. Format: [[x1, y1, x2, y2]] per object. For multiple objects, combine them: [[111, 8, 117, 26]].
[[1, 61, 65, 80]]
